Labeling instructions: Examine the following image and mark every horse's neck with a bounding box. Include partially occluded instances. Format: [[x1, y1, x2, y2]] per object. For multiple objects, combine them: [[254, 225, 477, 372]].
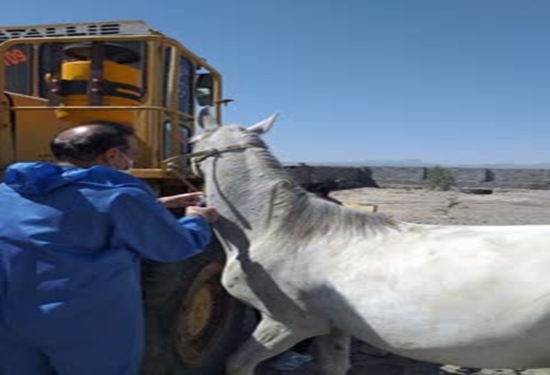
[[207, 147, 298, 242]]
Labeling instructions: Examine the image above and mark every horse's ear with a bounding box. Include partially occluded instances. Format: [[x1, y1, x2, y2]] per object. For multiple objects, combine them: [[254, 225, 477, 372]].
[[246, 113, 279, 135], [197, 106, 220, 130]]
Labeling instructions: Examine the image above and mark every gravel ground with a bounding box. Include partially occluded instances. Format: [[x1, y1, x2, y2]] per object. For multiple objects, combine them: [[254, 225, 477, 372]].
[[333, 186, 550, 226], [256, 186, 550, 375]]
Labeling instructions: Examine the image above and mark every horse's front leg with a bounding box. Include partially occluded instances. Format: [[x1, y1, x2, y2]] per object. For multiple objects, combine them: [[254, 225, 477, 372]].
[[312, 328, 351, 375], [225, 313, 311, 375]]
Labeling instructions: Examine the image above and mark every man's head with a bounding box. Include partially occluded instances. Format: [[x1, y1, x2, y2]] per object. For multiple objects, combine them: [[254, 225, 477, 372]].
[[50, 121, 138, 171]]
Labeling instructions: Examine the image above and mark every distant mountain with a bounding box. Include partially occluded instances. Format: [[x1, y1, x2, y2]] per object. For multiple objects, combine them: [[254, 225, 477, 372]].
[[283, 160, 550, 170], [454, 163, 550, 170], [284, 159, 434, 167]]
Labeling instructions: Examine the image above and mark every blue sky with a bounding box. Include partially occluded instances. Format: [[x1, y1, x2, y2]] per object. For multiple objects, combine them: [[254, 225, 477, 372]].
[[2, 0, 549, 166]]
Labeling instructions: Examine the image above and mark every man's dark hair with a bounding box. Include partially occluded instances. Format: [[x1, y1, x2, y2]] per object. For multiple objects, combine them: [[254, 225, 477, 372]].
[[50, 121, 135, 163]]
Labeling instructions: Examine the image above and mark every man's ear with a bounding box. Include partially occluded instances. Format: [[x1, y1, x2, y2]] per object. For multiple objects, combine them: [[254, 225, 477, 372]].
[[100, 148, 119, 166], [104, 148, 118, 159]]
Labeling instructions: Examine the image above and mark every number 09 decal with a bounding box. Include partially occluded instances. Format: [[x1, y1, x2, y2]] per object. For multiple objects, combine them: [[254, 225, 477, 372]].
[[4, 49, 28, 66]]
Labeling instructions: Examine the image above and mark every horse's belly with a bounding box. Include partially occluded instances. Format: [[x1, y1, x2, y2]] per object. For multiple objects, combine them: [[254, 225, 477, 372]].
[[389, 330, 550, 369], [326, 284, 550, 368], [315, 237, 550, 368]]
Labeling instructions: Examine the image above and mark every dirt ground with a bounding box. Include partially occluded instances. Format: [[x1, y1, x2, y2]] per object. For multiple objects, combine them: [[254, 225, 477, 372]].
[[257, 186, 550, 375], [333, 186, 550, 226]]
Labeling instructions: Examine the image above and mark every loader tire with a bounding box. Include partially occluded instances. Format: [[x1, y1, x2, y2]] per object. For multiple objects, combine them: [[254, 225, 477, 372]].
[[140, 241, 248, 375]]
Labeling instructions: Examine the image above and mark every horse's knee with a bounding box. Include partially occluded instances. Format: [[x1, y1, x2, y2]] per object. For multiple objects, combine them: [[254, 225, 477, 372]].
[[225, 316, 308, 375], [226, 354, 252, 375], [317, 353, 351, 375], [312, 329, 351, 375]]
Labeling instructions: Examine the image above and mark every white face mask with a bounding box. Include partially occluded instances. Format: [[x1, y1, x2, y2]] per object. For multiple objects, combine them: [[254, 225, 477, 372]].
[[114, 149, 135, 173]]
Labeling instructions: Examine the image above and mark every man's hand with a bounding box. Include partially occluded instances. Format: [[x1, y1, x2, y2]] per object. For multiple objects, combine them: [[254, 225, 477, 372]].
[[186, 206, 220, 223], [158, 192, 203, 208]]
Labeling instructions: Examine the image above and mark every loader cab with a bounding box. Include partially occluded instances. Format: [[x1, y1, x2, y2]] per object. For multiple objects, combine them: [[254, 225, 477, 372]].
[[0, 21, 224, 177]]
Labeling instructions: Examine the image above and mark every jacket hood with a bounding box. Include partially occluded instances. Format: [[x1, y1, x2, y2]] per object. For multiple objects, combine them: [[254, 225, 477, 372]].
[[4, 162, 155, 196]]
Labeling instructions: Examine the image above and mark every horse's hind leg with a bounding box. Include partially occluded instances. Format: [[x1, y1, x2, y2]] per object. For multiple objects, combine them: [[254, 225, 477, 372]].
[[225, 313, 312, 375], [312, 328, 351, 375]]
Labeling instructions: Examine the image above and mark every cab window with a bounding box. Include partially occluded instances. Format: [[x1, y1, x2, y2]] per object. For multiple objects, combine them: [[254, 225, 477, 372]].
[[37, 41, 147, 99], [178, 55, 194, 115], [4, 43, 33, 95]]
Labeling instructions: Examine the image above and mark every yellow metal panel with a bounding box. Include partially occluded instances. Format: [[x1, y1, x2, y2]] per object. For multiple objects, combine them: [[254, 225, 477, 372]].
[[0, 93, 13, 167], [130, 168, 173, 179], [55, 60, 143, 124], [10, 94, 71, 162]]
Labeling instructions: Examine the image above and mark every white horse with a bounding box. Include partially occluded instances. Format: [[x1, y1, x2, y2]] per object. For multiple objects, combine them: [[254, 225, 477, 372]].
[[188, 110, 550, 375]]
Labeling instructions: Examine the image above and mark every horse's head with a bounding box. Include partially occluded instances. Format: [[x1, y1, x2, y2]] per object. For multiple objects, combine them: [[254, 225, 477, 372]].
[[187, 107, 280, 179], [187, 108, 282, 226], [163, 108, 278, 195], [190, 107, 279, 153]]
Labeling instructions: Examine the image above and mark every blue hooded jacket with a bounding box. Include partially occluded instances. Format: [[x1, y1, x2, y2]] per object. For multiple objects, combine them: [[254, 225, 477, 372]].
[[0, 162, 212, 339]]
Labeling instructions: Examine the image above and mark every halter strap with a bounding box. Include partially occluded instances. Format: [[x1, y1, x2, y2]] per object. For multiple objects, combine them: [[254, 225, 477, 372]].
[[161, 143, 261, 182], [163, 143, 259, 167]]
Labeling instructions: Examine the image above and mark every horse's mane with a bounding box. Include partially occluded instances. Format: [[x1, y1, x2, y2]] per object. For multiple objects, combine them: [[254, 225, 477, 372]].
[[238, 129, 402, 242]]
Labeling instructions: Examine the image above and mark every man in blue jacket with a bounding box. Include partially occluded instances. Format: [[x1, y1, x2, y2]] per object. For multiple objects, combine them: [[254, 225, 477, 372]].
[[0, 121, 218, 375]]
